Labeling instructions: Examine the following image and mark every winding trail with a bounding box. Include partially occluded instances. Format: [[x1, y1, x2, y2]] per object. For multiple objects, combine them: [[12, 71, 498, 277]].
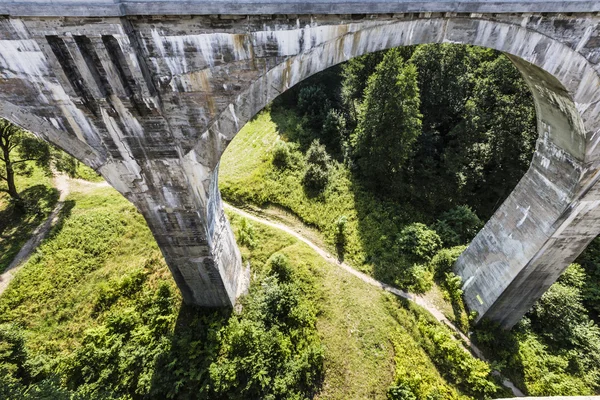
[[224, 202, 525, 397]]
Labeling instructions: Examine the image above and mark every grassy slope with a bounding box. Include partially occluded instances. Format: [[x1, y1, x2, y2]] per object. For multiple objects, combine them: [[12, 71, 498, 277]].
[[0, 181, 479, 398], [220, 108, 600, 397], [0, 185, 170, 358], [220, 110, 427, 289], [0, 165, 58, 273]]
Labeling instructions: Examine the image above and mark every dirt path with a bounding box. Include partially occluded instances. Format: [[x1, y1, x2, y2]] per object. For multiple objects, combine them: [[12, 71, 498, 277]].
[[0, 174, 108, 297], [224, 202, 525, 397]]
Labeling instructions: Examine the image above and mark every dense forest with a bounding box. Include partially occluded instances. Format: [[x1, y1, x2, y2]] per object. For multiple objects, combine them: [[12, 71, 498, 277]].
[[1, 43, 599, 398]]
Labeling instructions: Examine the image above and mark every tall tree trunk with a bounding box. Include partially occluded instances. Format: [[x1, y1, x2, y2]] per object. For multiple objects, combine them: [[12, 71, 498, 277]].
[[2, 145, 21, 203]]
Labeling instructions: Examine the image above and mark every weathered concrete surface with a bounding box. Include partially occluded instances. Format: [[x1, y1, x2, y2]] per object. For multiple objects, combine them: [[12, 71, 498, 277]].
[[3, 1, 600, 16], [1, 5, 600, 321]]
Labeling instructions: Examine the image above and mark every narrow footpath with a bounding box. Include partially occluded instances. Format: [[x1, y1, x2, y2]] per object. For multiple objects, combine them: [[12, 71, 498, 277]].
[[224, 202, 525, 397]]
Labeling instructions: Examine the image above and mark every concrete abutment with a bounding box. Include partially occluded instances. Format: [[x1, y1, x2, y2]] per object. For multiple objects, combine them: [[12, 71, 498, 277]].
[[1, 3, 600, 323]]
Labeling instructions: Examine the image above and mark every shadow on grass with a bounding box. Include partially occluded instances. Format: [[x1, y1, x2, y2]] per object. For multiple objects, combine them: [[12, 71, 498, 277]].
[[0, 185, 59, 273]]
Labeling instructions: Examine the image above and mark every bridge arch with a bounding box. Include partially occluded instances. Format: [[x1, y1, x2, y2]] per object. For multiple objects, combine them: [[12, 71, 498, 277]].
[[197, 17, 600, 328]]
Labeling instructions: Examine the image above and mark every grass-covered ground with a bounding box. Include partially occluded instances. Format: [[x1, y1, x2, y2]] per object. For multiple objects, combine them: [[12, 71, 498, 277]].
[[0, 164, 58, 274], [0, 179, 501, 398], [220, 109, 467, 321], [220, 110, 424, 283], [219, 107, 600, 396]]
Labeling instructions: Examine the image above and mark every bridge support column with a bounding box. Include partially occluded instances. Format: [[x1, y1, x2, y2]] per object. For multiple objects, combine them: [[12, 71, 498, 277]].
[[455, 56, 598, 329], [98, 155, 248, 308]]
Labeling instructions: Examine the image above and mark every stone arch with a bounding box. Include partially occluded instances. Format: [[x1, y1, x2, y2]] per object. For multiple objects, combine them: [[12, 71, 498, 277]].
[[199, 17, 600, 327]]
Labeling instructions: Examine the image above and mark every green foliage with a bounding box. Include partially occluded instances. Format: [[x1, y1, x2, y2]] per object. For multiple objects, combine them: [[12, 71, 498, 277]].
[[297, 85, 331, 132], [237, 217, 257, 249], [302, 140, 331, 193], [387, 382, 416, 400], [0, 324, 29, 380], [272, 141, 294, 169], [529, 264, 590, 345], [93, 269, 147, 313], [210, 275, 323, 399], [433, 206, 483, 246], [575, 236, 600, 316], [396, 223, 442, 263], [352, 49, 422, 198], [429, 246, 466, 279], [320, 108, 347, 157], [0, 119, 79, 203], [0, 186, 326, 399], [473, 264, 600, 395], [417, 318, 498, 397]]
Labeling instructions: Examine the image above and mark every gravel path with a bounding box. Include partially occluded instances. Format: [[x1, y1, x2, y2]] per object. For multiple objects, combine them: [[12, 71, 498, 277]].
[[224, 202, 524, 397]]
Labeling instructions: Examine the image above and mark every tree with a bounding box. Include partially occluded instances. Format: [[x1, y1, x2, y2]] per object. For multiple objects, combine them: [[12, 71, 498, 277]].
[[450, 55, 537, 218], [405, 45, 496, 213], [303, 139, 331, 193], [0, 119, 76, 206], [0, 119, 52, 204], [352, 49, 422, 198]]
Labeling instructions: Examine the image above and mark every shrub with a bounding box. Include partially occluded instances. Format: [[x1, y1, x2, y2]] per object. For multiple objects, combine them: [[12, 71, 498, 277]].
[[272, 141, 293, 169], [303, 140, 331, 193], [268, 253, 294, 283], [303, 163, 329, 193], [408, 264, 433, 293], [387, 382, 417, 400], [429, 246, 466, 279], [209, 274, 323, 399], [443, 273, 463, 301], [237, 217, 257, 249], [305, 139, 330, 168], [334, 215, 347, 251], [397, 223, 442, 262], [418, 319, 498, 397], [0, 324, 29, 381], [433, 206, 482, 246]]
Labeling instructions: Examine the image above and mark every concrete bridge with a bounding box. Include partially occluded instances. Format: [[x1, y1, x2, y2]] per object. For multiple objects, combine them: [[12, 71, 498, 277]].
[[2, 1, 600, 328]]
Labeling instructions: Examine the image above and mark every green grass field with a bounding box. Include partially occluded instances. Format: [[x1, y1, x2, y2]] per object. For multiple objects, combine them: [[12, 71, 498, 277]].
[[0, 164, 58, 273], [0, 179, 499, 398]]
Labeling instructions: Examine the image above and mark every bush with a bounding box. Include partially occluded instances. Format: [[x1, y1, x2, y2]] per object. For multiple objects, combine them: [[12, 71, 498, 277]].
[[407, 264, 433, 293], [237, 217, 257, 249], [429, 246, 466, 279], [272, 141, 293, 169], [268, 253, 294, 283], [303, 164, 330, 193], [0, 324, 29, 381], [397, 223, 442, 262], [418, 319, 498, 397], [433, 206, 482, 246], [209, 273, 324, 399], [303, 140, 331, 193], [387, 382, 416, 400], [305, 140, 330, 168]]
